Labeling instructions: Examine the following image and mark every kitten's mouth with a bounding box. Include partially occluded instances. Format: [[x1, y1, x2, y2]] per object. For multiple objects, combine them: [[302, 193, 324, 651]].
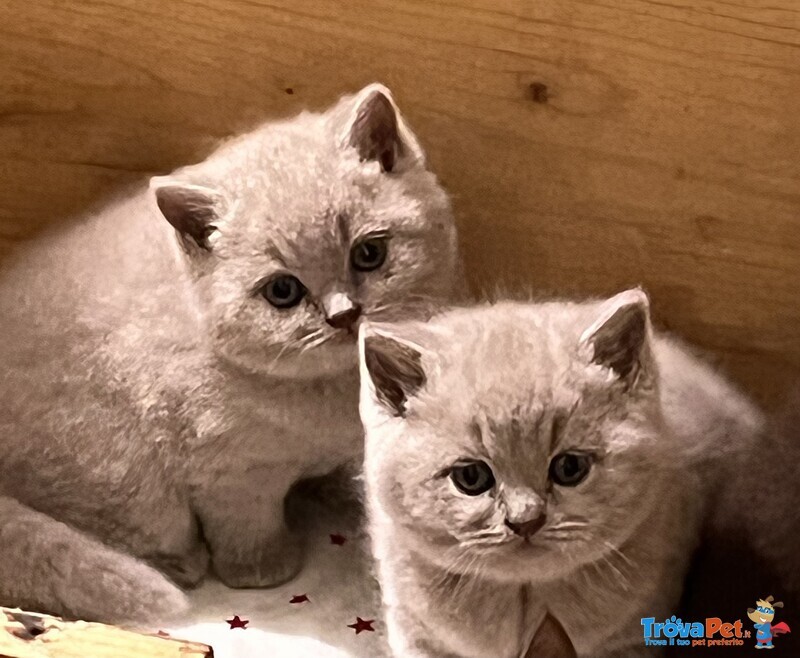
[[314, 327, 359, 347], [518, 536, 548, 550], [492, 535, 547, 553], [333, 327, 359, 343]]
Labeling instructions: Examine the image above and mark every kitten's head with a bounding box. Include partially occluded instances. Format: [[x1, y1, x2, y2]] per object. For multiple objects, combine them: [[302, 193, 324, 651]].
[[359, 290, 672, 583], [151, 84, 460, 378]]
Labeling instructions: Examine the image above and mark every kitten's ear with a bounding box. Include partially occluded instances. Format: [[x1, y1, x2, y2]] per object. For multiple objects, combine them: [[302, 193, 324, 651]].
[[340, 83, 425, 173], [359, 325, 426, 417], [579, 288, 653, 386], [150, 177, 226, 252]]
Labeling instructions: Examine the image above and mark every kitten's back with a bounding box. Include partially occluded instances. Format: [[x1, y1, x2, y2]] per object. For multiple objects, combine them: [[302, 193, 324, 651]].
[[654, 336, 765, 464], [0, 189, 197, 538], [0, 190, 193, 339]]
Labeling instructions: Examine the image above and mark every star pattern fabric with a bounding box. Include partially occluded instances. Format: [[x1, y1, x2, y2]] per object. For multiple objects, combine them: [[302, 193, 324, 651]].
[[226, 615, 249, 630], [347, 617, 375, 635]]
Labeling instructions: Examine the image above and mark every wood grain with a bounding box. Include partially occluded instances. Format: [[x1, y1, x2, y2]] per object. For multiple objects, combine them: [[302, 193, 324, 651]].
[[1, 607, 212, 658], [0, 0, 797, 406]]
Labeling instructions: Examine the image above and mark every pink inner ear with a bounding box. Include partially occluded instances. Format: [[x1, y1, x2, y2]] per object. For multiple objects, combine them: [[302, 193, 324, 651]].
[[364, 334, 425, 416], [155, 185, 218, 251], [588, 302, 648, 381], [348, 91, 402, 173]]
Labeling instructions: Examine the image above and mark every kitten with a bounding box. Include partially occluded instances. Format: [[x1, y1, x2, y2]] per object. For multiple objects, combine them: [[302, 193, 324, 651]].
[[0, 83, 461, 624], [359, 289, 765, 657]]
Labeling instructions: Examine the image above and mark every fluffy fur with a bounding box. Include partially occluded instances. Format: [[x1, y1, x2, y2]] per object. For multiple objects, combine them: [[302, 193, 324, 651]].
[[0, 84, 461, 623], [359, 290, 765, 657]]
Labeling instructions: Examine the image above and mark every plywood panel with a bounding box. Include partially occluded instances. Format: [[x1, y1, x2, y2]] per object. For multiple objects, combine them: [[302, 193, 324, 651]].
[[0, 0, 798, 406]]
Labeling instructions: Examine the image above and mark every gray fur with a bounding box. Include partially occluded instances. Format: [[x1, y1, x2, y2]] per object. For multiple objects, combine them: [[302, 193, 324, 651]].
[[359, 290, 764, 657], [0, 83, 461, 624]]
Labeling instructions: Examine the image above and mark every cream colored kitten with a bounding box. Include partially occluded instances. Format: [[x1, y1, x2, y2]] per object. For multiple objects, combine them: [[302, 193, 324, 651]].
[[0, 84, 461, 624], [359, 290, 765, 657]]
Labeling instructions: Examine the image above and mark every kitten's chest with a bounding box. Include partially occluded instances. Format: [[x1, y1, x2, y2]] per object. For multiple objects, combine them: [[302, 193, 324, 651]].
[[400, 555, 526, 658], [190, 367, 363, 472], [535, 534, 696, 655]]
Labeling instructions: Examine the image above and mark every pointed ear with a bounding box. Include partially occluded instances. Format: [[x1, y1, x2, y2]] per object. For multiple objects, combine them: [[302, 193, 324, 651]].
[[342, 83, 424, 173], [579, 289, 652, 385], [150, 177, 225, 252], [359, 326, 426, 417]]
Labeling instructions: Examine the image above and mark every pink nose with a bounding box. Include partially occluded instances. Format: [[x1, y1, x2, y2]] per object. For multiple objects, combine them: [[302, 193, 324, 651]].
[[326, 305, 362, 330], [505, 515, 547, 538]]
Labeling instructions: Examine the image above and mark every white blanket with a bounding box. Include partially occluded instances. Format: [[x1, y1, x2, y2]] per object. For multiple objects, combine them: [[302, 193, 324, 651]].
[[169, 482, 389, 658]]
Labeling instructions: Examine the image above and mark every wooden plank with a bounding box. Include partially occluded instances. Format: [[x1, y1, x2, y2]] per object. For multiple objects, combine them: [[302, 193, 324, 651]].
[[0, 0, 797, 405], [0, 607, 212, 658]]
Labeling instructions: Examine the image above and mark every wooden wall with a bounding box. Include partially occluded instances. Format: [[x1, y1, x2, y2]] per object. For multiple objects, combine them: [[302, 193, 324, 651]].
[[0, 0, 798, 406]]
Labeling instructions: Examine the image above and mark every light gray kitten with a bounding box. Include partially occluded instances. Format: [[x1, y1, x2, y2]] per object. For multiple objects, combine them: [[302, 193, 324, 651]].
[[0, 83, 461, 624], [359, 290, 764, 658]]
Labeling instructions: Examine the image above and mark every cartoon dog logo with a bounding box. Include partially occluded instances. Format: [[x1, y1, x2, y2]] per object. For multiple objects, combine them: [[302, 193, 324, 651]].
[[747, 596, 791, 649]]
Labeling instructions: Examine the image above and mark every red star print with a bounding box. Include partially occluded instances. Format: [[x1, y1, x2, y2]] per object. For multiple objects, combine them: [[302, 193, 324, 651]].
[[329, 533, 347, 546], [347, 617, 375, 634], [290, 594, 310, 604], [226, 615, 249, 629]]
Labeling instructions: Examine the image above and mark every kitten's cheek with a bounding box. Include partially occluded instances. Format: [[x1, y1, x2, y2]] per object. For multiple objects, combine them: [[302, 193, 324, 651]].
[[454, 499, 495, 527]]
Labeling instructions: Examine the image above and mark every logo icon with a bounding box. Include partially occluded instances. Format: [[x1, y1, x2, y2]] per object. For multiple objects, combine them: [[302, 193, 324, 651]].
[[747, 596, 791, 650]]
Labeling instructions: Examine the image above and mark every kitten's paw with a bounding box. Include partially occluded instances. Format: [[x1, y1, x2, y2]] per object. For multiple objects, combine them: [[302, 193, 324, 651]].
[[213, 538, 305, 588], [148, 541, 210, 589], [67, 553, 190, 626], [126, 572, 190, 626]]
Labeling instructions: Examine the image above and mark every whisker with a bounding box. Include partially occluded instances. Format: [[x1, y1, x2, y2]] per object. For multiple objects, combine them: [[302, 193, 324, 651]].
[[268, 341, 295, 368], [602, 540, 637, 570], [547, 523, 588, 531], [429, 548, 474, 594], [545, 532, 591, 542], [366, 293, 443, 320], [299, 330, 338, 354]]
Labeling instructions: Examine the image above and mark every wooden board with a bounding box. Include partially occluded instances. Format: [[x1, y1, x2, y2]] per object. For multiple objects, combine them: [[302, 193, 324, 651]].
[[0, 0, 797, 406], [0, 607, 212, 658]]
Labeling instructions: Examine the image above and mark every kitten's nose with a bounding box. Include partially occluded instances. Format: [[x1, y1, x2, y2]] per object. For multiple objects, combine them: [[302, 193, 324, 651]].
[[505, 514, 547, 538], [323, 292, 362, 330], [326, 306, 362, 330]]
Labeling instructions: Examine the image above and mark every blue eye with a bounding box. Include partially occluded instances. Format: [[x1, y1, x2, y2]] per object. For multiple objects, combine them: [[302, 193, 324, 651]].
[[450, 461, 495, 496], [351, 237, 388, 272], [260, 275, 306, 309], [549, 452, 593, 487]]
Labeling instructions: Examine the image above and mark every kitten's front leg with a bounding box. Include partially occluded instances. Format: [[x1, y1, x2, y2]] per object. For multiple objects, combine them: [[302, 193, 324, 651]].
[[194, 468, 304, 588], [379, 549, 524, 658], [383, 608, 462, 658]]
